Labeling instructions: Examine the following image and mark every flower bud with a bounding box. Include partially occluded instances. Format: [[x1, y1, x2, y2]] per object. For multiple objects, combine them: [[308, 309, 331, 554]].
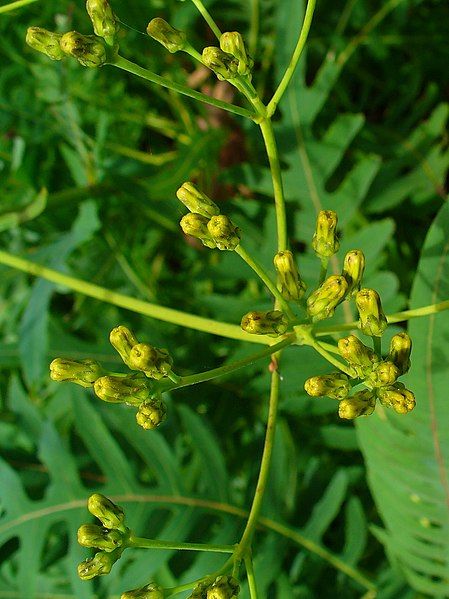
[[306, 275, 348, 322], [86, 0, 118, 44], [26, 27, 64, 61], [110, 325, 138, 368], [366, 360, 400, 388], [342, 250, 365, 297], [241, 310, 288, 336], [94, 374, 152, 404], [147, 18, 186, 53], [60, 31, 107, 67], [207, 215, 240, 251], [176, 182, 220, 219], [129, 344, 173, 380], [377, 384, 416, 414], [338, 390, 376, 420], [122, 584, 165, 599], [202, 47, 238, 81], [49, 358, 103, 387], [206, 576, 240, 599], [312, 210, 339, 258], [188, 580, 212, 599], [180, 213, 217, 249], [304, 373, 351, 400], [273, 250, 306, 301], [77, 549, 121, 580], [388, 332, 412, 375], [338, 335, 378, 378], [87, 493, 126, 530], [136, 399, 167, 430], [356, 288, 387, 337], [220, 31, 253, 76], [77, 524, 124, 552]]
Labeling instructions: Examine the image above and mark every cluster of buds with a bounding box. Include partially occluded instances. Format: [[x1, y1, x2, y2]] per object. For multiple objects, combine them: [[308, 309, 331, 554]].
[[26, 0, 118, 67], [77, 494, 128, 580], [202, 32, 253, 81], [178, 182, 240, 250], [50, 325, 173, 430], [305, 332, 415, 419], [188, 575, 240, 599]]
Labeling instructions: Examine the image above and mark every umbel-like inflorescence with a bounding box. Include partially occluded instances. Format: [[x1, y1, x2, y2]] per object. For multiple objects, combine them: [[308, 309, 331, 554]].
[[30, 0, 417, 595]]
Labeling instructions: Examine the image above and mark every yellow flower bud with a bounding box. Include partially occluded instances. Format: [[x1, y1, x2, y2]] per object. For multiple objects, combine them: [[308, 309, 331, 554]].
[[306, 275, 348, 322], [366, 360, 400, 388], [176, 182, 220, 218], [207, 215, 240, 251], [77, 549, 121, 580], [202, 46, 238, 81], [109, 325, 138, 368], [26, 27, 64, 61], [273, 250, 306, 301], [338, 390, 376, 420], [337, 335, 378, 378], [240, 310, 288, 336], [220, 31, 253, 76], [304, 373, 351, 400], [128, 344, 173, 380], [136, 399, 167, 430], [121, 584, 165, 599], [86, 0, 118, 44], [49, 358, 103, 387], [180, 213, 217, 249], [60, 31, 107, 67], [312, 210, 339, 258], [377, 384, 416, 414], [77, 523, 124, 552], [388, 332, 412, 375], [147, 18, 186, 53], [356, 288, 387, 337], [342, 250, 365, 297], [94, 374, 153, 404], [87, 493, 126, 530], [205, 576, 240, 599]]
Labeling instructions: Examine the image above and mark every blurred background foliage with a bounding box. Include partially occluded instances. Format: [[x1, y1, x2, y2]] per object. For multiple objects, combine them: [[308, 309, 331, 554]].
[[0, 0, 448, 597]]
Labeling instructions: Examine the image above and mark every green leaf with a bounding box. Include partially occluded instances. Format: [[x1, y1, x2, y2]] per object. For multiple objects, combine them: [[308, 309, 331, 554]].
[[357, 201, 449, 596]]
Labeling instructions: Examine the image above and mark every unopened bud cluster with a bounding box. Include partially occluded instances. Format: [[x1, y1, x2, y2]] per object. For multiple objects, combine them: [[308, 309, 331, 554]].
[[178, 182, 240, 250], [50, 325, 174, 430], [26, 0, 118, 67], [305, 332, 415, 419], [77, 494, 128, 580], [202, 32, 253, 81], [188, 575, 240, 599]]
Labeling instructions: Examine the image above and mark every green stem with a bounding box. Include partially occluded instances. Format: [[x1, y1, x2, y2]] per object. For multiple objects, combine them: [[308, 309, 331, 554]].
[[258, 119, 288, 252], [235, 246, 295, 318], [112, 56, 255, 121], [235, 368, 281, 557], [0, 249, 269, 345], [245, 554, 259, 599], [190, 0, 222, 40], [267, 0, 317, 116], [0, 0, 38, 13], [159, 334, 296, 393], [129, 535, 234, 553], [318, 257, 329, 286], [372, 336, 381, 356], [306, 336, 354, 376], [249, 0, 260, 56], [315, 298, 449, 335]]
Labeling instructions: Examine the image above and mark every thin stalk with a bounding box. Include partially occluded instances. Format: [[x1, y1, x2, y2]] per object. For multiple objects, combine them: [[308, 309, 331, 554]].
[[129, 536, 234, 553], [112, 56, 255, 121], [235, 368, 281, 557], [315, 298, 449, 335], [245, 554, 259, 599], [318, 257, 329, 285], [309, 339, 354, 376], [159, 334, 297, 393], [165, 556, 234, 597], [0, 0, 38, 13], [235, 246, 295, 318], [190, 0, 222, 40], [372, 336, 381, 356], [267, 0, 317, 116], [249, 0, 260, 56], [258, 119, 288, 252], [0, 249, 270, 345]]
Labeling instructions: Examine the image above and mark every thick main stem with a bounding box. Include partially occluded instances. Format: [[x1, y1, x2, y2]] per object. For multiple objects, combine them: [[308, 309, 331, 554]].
[[236, 366, 281, 557], [112, 56, 255, 121], [259, 119, 288, 252]]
